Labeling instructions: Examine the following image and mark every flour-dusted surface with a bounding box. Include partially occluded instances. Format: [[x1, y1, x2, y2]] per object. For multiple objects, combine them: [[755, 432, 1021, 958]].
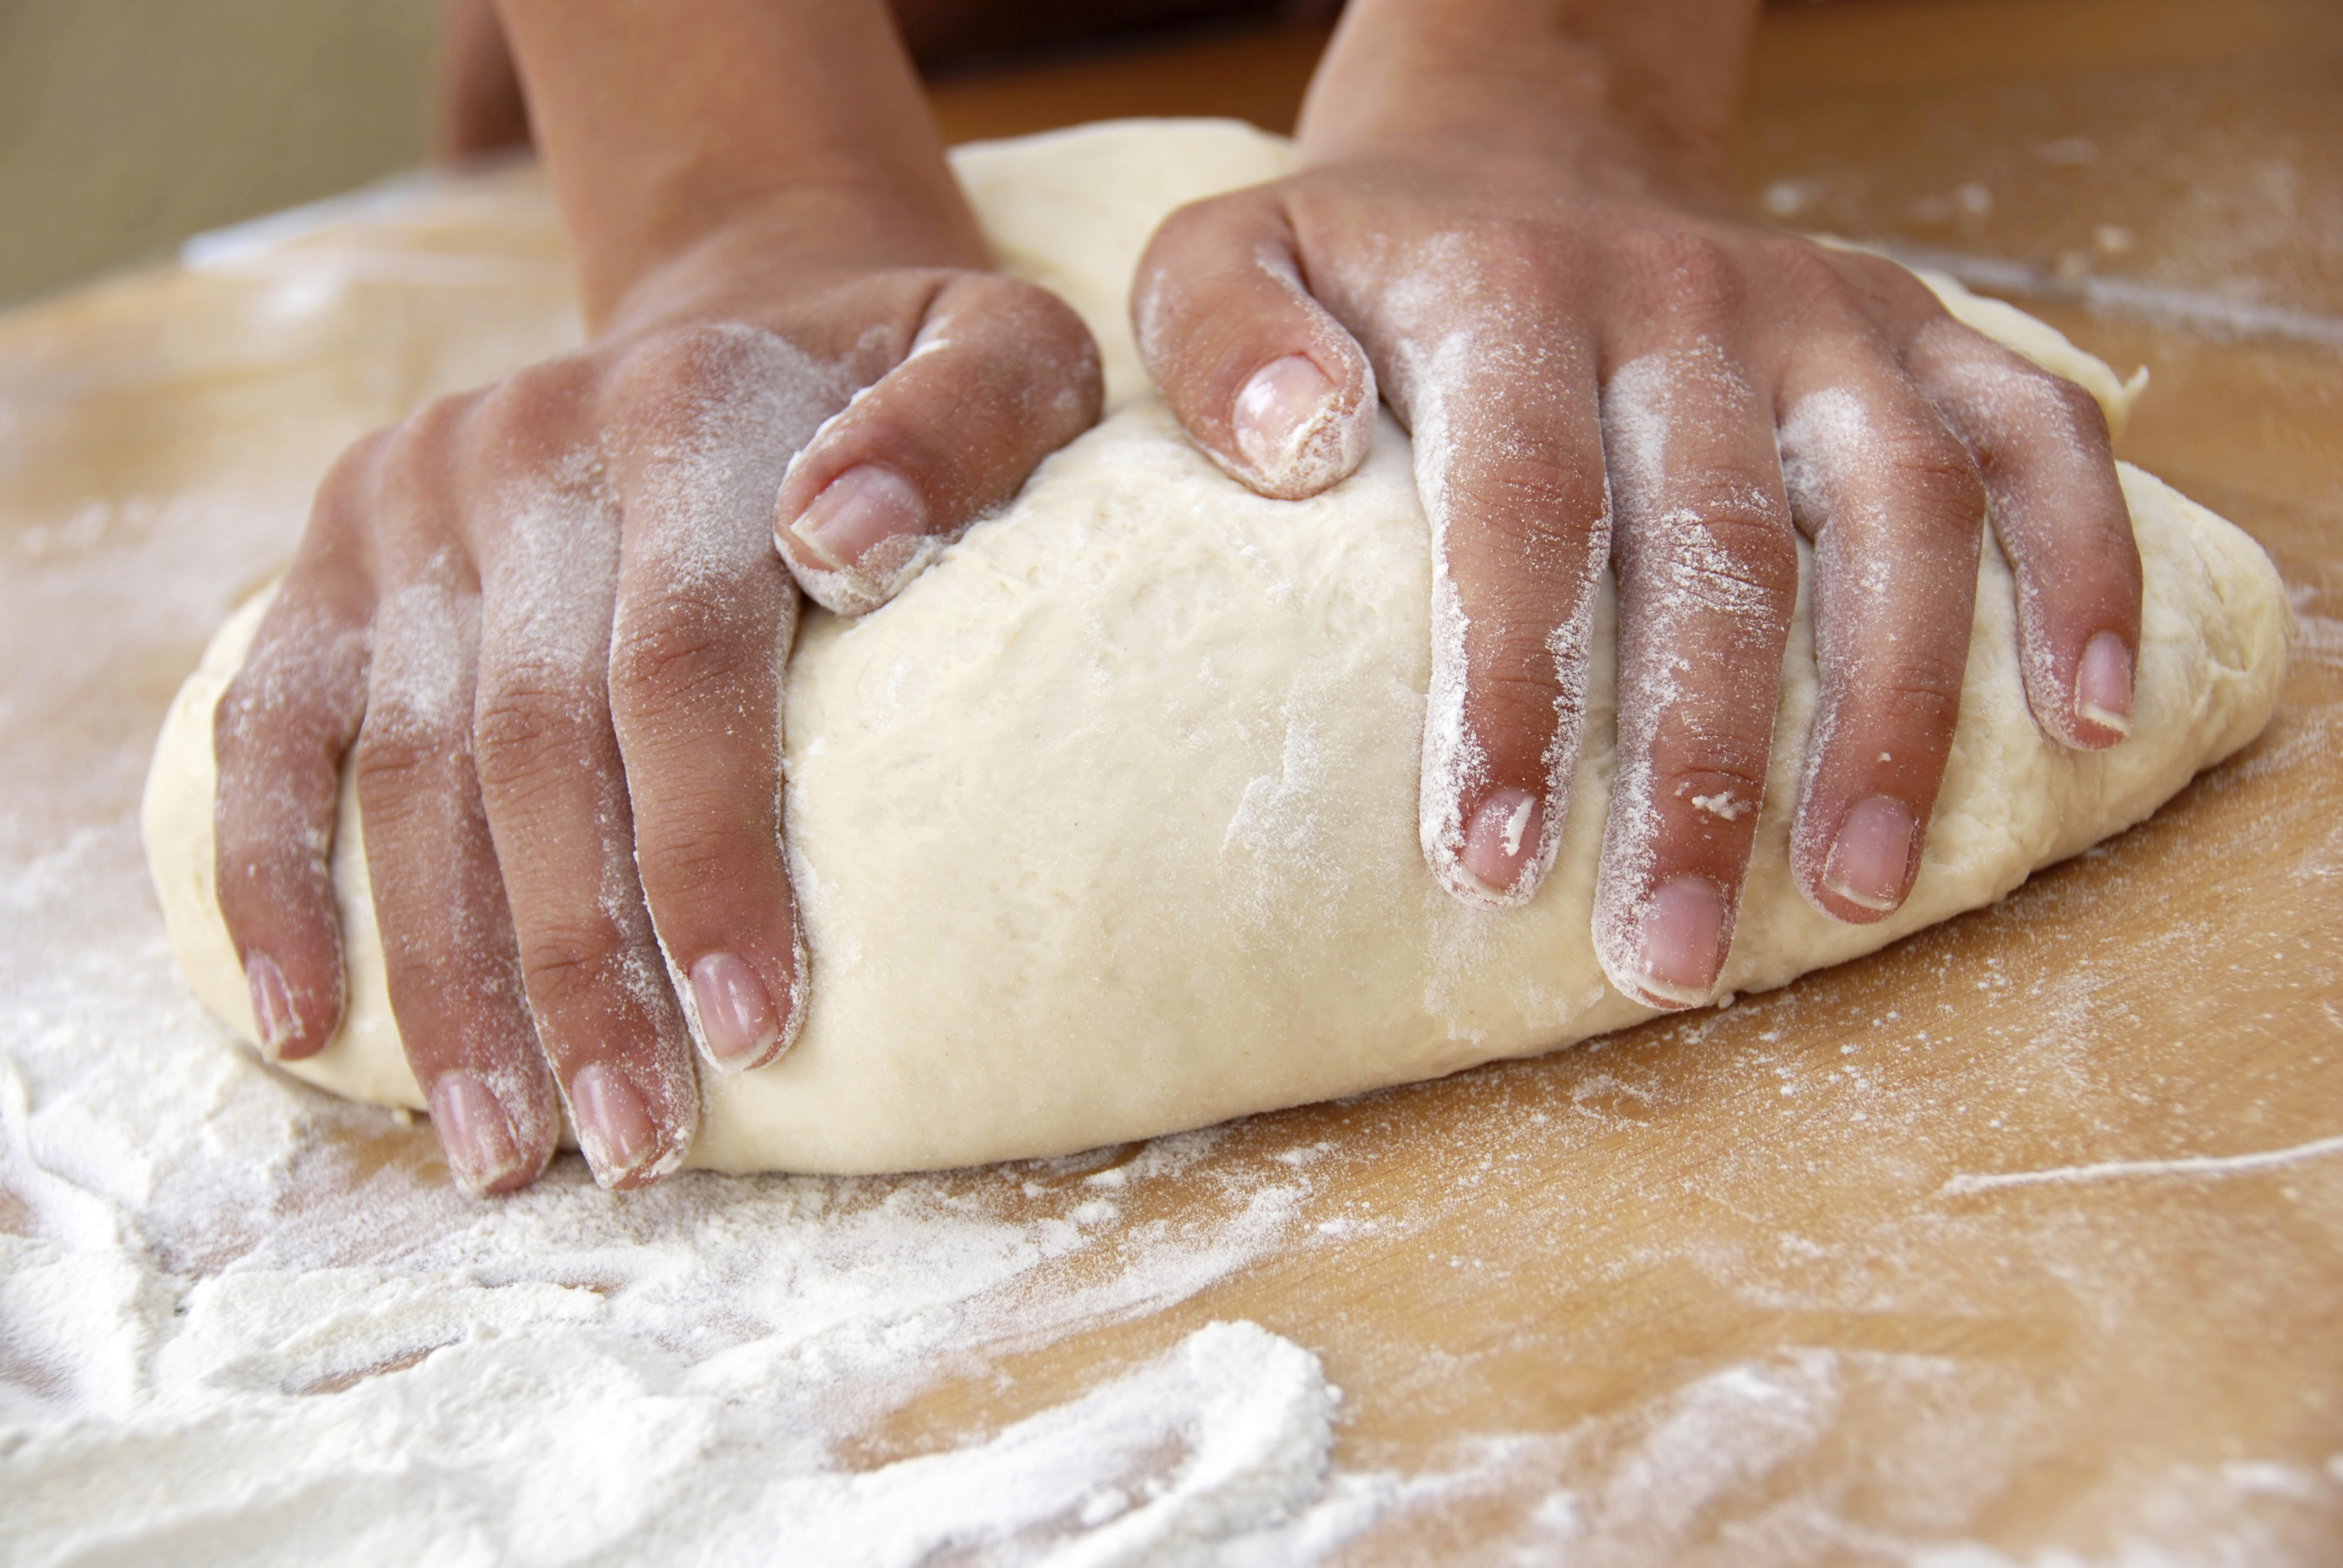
[[8, 65, 2343, 1568], [143, 122, 2286, 1174], [2, 1014, 1355, 1566]]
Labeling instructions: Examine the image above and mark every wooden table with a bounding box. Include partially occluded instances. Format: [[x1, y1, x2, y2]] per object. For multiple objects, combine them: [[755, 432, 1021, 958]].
[[4, 1, 2338, 1557]]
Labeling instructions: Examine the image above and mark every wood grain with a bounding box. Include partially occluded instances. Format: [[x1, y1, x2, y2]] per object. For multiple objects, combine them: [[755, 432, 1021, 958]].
[[2, 1, 2337, 1557]]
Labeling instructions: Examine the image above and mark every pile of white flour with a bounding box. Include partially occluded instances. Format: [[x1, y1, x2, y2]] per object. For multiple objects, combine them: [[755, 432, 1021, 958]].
[[1, 916, 1368, 1564]]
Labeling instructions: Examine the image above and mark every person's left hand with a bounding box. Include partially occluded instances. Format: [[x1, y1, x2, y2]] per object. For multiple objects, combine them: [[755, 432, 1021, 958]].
[[1132, 2, 2141, 1010]]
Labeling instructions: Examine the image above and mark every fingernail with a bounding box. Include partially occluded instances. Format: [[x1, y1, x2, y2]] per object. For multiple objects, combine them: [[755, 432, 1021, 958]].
[[246, 951, 293, 1057], [787, 465, 927, 573], [570, 1063, 660, 1185], [428, 1071, 523, 1194], [1822, 795, 1918, 915], [2075, 632, 2133, 739], [1233, 354, 1335, 476], [690, 950, 782, 1068], [1457, 786, 1545, 903], [1634, 875, 1726, 1007]]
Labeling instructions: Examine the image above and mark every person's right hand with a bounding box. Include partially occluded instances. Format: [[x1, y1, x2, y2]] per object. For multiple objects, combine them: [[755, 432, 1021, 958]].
[[209, 0, 1103, 1195]]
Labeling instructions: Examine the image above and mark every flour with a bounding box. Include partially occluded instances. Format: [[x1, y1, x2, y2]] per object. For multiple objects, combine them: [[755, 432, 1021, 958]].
[[8, 116, 2335, 1564], [0, 921, 1355, 1565]]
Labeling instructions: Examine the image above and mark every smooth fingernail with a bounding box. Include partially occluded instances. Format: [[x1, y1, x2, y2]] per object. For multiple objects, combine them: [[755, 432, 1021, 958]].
[[1822, 795, 1918, 915], [428, 1071, 523, 1195], [1458, 786, 1545, 903], [246, 950, 293, 1057], [1634, 875, 1726, 1007], [571, 1063, 660, 1186], [787, 465, 927, 573], [690, 950, 782, 1069], [1234, 354, 1335, 475], [2075, 632, 2133, 740]]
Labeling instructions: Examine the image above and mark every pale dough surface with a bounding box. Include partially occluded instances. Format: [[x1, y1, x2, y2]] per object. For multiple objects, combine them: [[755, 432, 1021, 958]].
[[143, 120, 2288, 1175]]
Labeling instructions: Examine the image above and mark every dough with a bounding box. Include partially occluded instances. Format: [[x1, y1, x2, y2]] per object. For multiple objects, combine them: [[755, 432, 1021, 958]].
[[143, 120, 2289, 1175]]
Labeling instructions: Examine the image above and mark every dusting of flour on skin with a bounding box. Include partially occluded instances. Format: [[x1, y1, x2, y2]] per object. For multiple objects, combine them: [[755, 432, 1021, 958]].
[[1590, 345, 1788, 1004], [1393, 322, 1594, 916], [1775, 382, 1985, 903], [612, 324, 838, 1068], [1776, 385, 1875, 889]]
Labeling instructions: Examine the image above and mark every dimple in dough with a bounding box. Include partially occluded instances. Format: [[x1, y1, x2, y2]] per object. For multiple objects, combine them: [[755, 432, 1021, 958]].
[[142, 120, 2289, 1175]]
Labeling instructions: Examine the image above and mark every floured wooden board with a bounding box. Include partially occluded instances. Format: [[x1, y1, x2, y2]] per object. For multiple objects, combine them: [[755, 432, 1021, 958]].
[[4, 1, 2341, 1560]]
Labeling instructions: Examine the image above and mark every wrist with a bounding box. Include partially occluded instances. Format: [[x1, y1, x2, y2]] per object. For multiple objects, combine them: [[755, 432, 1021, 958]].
[[1295, 0, 1759, 204], [596, 181, 983, 340], [494, 0, 982, 330], [603, 176, 985, 336]]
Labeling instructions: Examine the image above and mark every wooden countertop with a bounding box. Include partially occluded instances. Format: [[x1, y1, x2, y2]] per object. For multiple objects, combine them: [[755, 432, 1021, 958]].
[[3, 0, 2338, 1557]]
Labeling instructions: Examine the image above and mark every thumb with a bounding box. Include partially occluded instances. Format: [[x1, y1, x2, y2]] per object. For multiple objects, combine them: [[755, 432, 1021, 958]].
[[775, 272, 1104, 616], [1133, 188, 1377, 500]]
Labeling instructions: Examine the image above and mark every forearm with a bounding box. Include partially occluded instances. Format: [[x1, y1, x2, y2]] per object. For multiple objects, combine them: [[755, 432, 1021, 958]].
[[493, 0, 983, 327], [1296, 0, 1760, 201]]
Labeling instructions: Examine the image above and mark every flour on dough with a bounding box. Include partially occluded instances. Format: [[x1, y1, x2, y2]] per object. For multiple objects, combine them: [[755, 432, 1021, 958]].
[[142, 120, 2289, 1175]]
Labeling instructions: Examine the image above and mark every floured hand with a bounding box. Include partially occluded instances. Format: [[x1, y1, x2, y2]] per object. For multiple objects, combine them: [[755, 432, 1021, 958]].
[[1133, 0, 2140, 1009], [209, 0, 1101, 1192]]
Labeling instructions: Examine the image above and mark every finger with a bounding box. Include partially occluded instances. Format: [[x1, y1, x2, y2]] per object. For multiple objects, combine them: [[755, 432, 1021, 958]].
[[1906, 317, 2141, 749], [467, 381, 699, 1189], [603, 327, 809, 1073], [1381, 307, 1607, 909], [212, 437, 380, 1060], [1778, 342, 1988, 926], [1132, 187, 1378, 500], [353, 484, 558, 1195], [775, 273, 1104, 614], [1591, 332, 1798, 1009]]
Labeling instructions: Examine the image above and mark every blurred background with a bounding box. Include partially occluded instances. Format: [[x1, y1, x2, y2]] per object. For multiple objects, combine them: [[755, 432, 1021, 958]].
[[2, 0, 2336, 321], [0, 0, 1335, 309], [0, 0, 436, 305]]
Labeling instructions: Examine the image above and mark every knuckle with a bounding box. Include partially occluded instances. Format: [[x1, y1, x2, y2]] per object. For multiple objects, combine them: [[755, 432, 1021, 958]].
[[1758, 234, 1847, 302], [352, 719, 444, 792], [313, 426, 398, 517], [471, 675, 586, 791], [1877, 425, 1987, 517], [637, 812, 773, 900], [1695, 505, 1800, 593], [611, 322, 759, 403], [1467, 668, 1576, 757], [1149, 191, 1260, 264], [1622, 493, 1798, 616], [1619, 229, 1746, 319], [1663, 758, 1772, 811], [1455, 217, 1570, 303], [467, 358, 594, 455], [2028, 368, 2112, 443], [401, 390, 479, 452], [1450, 451, 1608, 543], [519, 920, 628, 1014], [1829, 249, 1942, 318], [611, 595, 749, 714], [1875, 672, 1965, 734]]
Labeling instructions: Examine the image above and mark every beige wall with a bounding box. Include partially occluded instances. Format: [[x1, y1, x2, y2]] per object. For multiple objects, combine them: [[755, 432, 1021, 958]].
[[0, 0, 436, 305]]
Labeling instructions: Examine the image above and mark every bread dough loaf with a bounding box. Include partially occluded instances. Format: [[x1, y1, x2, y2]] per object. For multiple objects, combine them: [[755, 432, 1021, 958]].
[[142, 120, 2289, 1175]]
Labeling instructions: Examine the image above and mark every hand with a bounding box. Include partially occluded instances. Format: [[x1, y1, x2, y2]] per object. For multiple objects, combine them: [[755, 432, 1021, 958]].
[[1133, 0, 2140, 1010], [210, 0, 1102, 1193]]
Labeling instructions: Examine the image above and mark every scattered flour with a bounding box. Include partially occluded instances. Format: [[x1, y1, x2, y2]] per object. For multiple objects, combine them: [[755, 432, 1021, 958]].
[[7, 126, 2341, 1567], [0, 926, 1355, 1566]]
